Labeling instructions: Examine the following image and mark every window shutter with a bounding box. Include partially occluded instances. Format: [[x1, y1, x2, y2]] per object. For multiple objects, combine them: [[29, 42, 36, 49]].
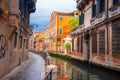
[[59, 28, 62, 35], [100, 0, 105, 13], [96, 0, 100, 14], [60, 16, 62, 22], [92, 4, 96, 18], [72, 39, 74, 51], [79, 14, 84, 25], [14, 32, 18, 48], [113, 0, 119, 5], [79, 15, 81, 25], [96, 0, 105, 14], [92, 5, 94, 18], [81, 14, 84, 25]]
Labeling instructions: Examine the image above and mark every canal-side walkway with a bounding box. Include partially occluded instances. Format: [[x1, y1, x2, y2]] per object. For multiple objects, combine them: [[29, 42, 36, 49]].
[[50, 52, 86, 61], [1, 52, 45, 80]]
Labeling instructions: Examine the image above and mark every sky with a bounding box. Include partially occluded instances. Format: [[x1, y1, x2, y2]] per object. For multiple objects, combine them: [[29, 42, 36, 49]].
[[30, 0, 77, 32]]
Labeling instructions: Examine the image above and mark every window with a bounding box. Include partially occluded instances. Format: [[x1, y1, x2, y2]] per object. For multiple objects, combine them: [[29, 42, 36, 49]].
[[19, 0, 24, 16], [76, 13, 78, 15], [59, 28, 62, 35], [92, 30, 97, 54], [112, 24, 120, 55], [26, 39, 28, 49], [34, 41, 36, 48], [96, 0, 105, 14], [113, 0, 120, 5], [57, 38, 61, 42], [80, 34, 83, 53], [99, 30, 105, 54], [79, 14, 84, 25], [60, 16, 63, 22], [20, 36, 23, 48], [92, 4, 96, 18], [72, 39, 74, 51], [77, 36, 80, 53], [19, 0, 27, 19], [24, 39, 26, 48], [14, 32, 18, 48]]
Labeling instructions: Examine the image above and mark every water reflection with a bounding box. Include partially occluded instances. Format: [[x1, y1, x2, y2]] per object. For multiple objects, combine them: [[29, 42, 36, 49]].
[[51, 56, 120, 80]]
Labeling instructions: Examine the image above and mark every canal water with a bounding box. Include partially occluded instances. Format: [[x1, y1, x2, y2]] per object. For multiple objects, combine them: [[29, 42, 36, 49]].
[[50, 55, 120, 80]]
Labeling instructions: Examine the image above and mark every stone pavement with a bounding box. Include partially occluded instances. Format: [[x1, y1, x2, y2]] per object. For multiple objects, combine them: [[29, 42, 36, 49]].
[[1, 52, 45, 80]]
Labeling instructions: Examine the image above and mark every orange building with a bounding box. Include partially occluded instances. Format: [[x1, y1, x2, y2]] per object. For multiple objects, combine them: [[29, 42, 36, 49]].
[[54, 11, 79, 51], [45, 11, 79, 52]]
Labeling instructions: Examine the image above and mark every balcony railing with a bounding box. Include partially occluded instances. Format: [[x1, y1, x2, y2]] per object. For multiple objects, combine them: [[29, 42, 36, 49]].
[[96, 12, 105, 23], [109, 3, 120, 18], [9, 11, 19, 27], [90, 17, 97, 26], [90, 12, 105, 26], [44, 69, 53, 80]]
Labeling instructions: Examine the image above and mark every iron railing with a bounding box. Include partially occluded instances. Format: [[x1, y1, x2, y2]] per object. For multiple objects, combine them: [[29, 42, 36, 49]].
[[43, 68, 53, 80]]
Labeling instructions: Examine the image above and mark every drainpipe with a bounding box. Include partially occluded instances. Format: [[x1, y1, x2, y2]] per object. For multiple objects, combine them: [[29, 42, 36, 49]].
[[106, 0, 109, 54], [105, 0, 109, 65]]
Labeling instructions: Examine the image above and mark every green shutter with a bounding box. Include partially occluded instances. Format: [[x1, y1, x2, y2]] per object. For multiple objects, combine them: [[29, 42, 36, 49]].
[[59, 28, 62, 35], [81, 14, 84, 24], [79, 14, 84, 25], [60, 16, 62, 21], [79, 15, 81, 25]]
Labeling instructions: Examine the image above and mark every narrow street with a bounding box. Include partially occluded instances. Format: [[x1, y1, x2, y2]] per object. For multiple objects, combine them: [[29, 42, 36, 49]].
[[1, 52, 45, 80]]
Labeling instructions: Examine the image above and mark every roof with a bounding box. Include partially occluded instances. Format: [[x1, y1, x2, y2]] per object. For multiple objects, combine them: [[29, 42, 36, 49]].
[[53, 11, 74, 16]]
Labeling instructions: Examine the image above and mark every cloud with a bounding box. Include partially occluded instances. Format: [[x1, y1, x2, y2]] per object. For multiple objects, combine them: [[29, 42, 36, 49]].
[[30, 0, 77, 32]]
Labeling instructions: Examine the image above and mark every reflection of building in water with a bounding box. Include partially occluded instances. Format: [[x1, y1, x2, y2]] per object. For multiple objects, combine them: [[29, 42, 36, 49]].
[[51, 56, 120, 80]]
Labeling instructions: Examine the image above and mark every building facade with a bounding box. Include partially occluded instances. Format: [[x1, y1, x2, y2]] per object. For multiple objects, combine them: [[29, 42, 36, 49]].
[[0, 0, 36, 78], [46, 11, 79, 52], [71, 0, 120, 70], [33, 32, 45, 51]]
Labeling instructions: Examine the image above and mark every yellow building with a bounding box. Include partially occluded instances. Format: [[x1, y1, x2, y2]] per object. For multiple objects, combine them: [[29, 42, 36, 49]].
[[48, 11, 79, 52]]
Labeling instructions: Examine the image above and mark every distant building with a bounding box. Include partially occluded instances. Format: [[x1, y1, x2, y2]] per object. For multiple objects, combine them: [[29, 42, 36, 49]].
[[33, 32, 45, 51], [28, 34, 34, 50], [0, 0, 36, 78], [71, 0, 120, 70], [44, 26, 55, 51]]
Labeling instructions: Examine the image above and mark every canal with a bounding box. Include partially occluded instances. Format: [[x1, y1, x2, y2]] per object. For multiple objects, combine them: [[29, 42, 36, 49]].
[[50, 54, 120, 80]]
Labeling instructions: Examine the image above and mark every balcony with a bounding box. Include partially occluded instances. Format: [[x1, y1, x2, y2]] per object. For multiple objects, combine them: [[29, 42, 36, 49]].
[[71, 27, 82, 36], [90, 12, 105, 26], [9, 11, 19, 27], [90, 17, 97, 26], [109, 3, 120, 18], [96, 12, 105, 23], [27, 0, 37, 13]]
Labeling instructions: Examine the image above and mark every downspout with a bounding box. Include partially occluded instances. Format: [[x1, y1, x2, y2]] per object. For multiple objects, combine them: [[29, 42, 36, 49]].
[[105, 0, 109, 65], [105, 0, 109, 55]]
